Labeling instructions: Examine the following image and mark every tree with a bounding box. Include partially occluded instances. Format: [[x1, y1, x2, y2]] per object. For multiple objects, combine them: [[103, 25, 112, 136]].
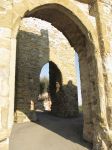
[[40, 77, 49, 94]]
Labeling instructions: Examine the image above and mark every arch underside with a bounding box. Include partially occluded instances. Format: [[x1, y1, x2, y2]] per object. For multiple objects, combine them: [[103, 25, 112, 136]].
[[25, 4, 86, 51]]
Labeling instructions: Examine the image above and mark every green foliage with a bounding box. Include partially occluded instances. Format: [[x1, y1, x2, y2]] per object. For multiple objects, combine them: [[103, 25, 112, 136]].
[[79, 105, 82, 113], [40, 77, 49, 94]]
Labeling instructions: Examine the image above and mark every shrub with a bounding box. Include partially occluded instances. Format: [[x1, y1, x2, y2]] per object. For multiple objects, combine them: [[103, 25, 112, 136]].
[[40, 77, 49, 94]]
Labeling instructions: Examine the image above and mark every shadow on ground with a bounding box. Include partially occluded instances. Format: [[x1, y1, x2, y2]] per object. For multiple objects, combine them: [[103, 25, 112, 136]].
[[9, 111, 92, 150], [36, 111, 92, 149]]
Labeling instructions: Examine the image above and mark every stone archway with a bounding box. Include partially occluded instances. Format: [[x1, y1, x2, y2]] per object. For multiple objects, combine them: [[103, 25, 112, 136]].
[[19, 4, 99, 145], [10, 2, 99, 134], [0, 0, 111, 149], [14, 17, 78, 122]]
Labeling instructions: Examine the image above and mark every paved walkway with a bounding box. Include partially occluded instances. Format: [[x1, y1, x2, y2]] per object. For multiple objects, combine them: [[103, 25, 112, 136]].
[[9, 112, 92, 150]]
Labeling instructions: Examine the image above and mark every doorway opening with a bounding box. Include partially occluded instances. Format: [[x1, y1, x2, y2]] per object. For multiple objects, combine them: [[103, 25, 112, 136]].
[[25, 4, 94, 143], [13, 3, 97, 149], [38, 63, 50, 111], [37, 61, 64, 113]]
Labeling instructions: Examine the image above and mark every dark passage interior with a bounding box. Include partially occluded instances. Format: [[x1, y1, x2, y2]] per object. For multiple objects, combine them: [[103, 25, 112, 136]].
[[49, 61, 63, 97]]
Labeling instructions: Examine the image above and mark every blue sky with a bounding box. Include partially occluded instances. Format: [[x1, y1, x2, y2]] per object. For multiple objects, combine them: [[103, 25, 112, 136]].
[[40, 53, 82, 106], [40, 63, 49, 78], [75, 53, 82, 106]]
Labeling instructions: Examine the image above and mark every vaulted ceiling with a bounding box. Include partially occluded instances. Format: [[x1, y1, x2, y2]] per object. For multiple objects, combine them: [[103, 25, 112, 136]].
[[25, 4, 86, 50]]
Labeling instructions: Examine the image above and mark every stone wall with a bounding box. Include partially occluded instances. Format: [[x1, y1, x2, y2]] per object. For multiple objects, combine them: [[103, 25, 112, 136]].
[[0, 1, 12, 149], [90, 1, 112, 149], [0, 0, 112, 149], [15, 18, 78, 122]]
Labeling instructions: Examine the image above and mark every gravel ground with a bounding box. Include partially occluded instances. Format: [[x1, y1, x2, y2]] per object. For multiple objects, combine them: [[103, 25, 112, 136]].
[[9, 111, 92, 150]]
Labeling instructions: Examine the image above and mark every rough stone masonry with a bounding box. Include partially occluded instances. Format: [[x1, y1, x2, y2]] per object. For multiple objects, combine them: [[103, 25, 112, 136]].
[[0, 0, 112, 150]]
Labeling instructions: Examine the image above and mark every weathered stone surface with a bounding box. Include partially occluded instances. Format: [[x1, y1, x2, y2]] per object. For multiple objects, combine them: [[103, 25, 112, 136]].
[[0, 138, 9, 150], [0, 1, 12, 28], [0, 0, 112, 149], [0, 48, 10, 67], [0, 28, 11, 38]]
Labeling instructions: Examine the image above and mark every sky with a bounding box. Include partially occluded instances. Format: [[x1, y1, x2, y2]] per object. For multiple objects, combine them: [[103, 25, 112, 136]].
[[40, 53, 82, 106], [40, 63, 49, 78]]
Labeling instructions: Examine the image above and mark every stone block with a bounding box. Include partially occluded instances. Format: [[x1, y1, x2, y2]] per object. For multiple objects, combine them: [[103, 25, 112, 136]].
[[0, 48, 10, 67]]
